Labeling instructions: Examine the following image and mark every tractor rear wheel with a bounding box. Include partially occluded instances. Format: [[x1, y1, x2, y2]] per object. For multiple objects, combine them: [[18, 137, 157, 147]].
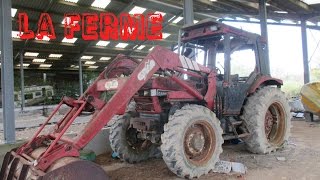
[[241, 87, 291, 154], [109, 113, 159, 163], [161, 104, 223, 179]]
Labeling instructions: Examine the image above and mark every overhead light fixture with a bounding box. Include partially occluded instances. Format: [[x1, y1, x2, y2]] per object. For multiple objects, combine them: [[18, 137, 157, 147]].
[[17, 63, 30, 67], [116, 43, 128, 48], [81, 56, 93, 60], [267, 19, 277, 23], [210, 0, 217, 1], [162, 33, 171, 39], [61, 17, 79, 25], [85, 61, 96, 65], [302, 0, 320, 5], [129, 6, 146, 14], [12, 31, 21, 39], [61, 17, 68, 24], [168, 16, 176, 22], [25, 52, 39, 57], [62, 37, 77, 43], [91, 0, 111, 8], [249, 18, 260, 22], [194, 20, 199, 23], [64, 0, 79, 3], [100, 57, 111, 61], [306, 21, 316, 26], [133, 45, 138, 49], [71, 65, 79, 68], [154, 11, 166, 17], [88, 66, 99, 69], [35, 35, 50, 41], [39, 64, 52, 68], [11, 8, 17, 17], [149, 47, 154, 51], [33, 59, 46, 63], [49, 54, 63, 58], [280, 19, 295, 24], [236, 17, 246, 21], [150, 11, 166, 19], [137, 45, 145, 50], [224, 17, 234, 20], [172, 17, 183, 24], [96, 40, 110, 47], [274, 11, 288, 14]]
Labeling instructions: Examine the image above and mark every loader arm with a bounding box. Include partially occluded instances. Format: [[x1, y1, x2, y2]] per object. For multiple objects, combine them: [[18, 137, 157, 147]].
[[76, 45, 211, 148], [0, 46, 214, 178]]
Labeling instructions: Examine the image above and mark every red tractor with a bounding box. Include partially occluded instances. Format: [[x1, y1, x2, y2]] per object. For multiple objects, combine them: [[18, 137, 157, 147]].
[[1, 19, 291, 179]]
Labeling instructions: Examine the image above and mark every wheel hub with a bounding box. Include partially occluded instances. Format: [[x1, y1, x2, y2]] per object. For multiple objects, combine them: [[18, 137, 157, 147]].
[[264, 102, 286, 145], [186, 127, 205, 154], [265, 110, 274, 138], [184, 121, 216, 166]]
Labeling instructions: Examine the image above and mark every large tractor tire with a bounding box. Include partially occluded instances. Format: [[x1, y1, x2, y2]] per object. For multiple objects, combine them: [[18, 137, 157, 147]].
[[161, 104, 223, 179], [241, 87, 291, 154], [109, 112, 159, 163]]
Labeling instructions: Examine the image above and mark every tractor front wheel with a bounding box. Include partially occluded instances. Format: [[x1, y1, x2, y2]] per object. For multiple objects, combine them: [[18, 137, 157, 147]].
[[161, 104, 223, 179], [109, 113, 159, 163], [241, 87, 291, 154]]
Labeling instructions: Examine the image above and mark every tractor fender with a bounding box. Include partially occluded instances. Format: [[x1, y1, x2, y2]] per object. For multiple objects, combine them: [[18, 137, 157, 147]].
[[248, 76, 283, 94]]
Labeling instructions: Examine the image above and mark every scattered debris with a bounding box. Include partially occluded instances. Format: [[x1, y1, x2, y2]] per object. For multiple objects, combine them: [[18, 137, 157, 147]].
[[276, 157, 286, 161], [288, 97, 305, 113], [213, 160, 247, 175], [288, 141, 297, 146], [292, 112, 304, 118], [213, 160, 232, 174]]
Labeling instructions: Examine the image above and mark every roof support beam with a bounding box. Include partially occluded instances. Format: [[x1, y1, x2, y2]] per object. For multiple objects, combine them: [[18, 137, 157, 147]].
[[287, 0, 311, 12], [143, 0, 219, 19], [183, 0, 194, 25], [20, 50, 25, 112], [301, 19, 310, 84], [79, 57, 83, 95], [0, 0, 15, 143], [259, 0, 270, 75], [221, 19, 320, 31]]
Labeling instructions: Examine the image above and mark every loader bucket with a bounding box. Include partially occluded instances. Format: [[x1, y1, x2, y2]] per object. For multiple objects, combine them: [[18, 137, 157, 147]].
[[39, 160, 109, 180], [0, 150, 109, 180]]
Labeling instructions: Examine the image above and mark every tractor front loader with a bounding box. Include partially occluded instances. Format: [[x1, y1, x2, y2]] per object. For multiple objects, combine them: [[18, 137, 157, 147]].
[[1, 20, 291, 179], [0, 45, 217, 179]]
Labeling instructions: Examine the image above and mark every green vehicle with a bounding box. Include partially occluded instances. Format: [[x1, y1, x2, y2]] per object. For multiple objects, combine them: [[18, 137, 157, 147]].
[[13, 85, 54, 107]]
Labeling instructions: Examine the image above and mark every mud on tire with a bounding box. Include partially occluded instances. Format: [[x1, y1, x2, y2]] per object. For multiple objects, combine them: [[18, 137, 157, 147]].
[[109, 105, 159, 163], [241, 87, 291, 154], [161, 104, 223, 179]]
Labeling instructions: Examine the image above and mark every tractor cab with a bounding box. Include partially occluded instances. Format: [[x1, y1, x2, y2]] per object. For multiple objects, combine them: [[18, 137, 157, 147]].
[[179, 19, 281, 117]]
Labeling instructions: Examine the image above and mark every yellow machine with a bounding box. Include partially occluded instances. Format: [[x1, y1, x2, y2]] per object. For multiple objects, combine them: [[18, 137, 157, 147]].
[[301, 82, 320, 120]]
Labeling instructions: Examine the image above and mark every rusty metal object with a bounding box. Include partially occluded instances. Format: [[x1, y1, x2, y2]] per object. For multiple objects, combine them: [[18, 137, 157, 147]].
[[264, 110, 274, 138], [0, 151, 43, 180], [39, 160, 109, 180], [0, 150, 108, 180], [184, 120, 216, 166], [264, 102, 286, 145]]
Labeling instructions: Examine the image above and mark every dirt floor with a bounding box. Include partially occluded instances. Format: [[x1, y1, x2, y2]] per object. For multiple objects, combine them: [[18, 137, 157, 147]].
[[2, 117, 320, 179], [96, 119, 320, 180]]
